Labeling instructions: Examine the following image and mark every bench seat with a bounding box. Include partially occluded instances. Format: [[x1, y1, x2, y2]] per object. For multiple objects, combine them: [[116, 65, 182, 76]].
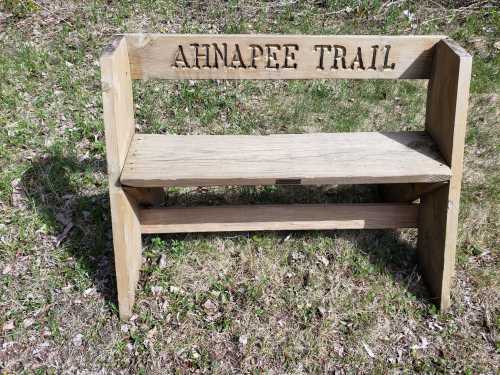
[[120, 131, 451, 187]]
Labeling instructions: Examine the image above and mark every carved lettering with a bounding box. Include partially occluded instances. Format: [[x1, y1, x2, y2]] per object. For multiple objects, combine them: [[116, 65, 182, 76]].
[[350, 47, 365, 70], [230, 44, 246, 68], [266, 44, 281, 69], [314, 45, 331, 70], [249, 44, 264, 69], [332, 45, 347, 70], [191, 43, 210, 69], [173, 45, 190, 68], [213, 43, 227, 68], [383, 45, 395, 70], [368, 45, 378, 70], [170, 41, 397, 73], [283, 44, 299, 69]]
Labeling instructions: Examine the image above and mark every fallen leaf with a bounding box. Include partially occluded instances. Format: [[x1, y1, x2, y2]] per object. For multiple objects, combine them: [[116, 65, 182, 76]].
[[420, 336, 429, 349], [281, 234, 292, 243], [191, 349, 200, 359], [151, 286, 163, 296], [10, 178, 25, 208], [56, 212, 71, 226], [2, 264, 12, 275], [318, 306, 327, 316], [3, 320, 14, 331], [316, 254, 329, 266], [55, 222, 74, 247], [72, 333, 83, 346], [239, 335, 248, 346], [362, 341, 375, 358], [334, 342, 344, 357], [23, 318, 35, 328], [130, 314, 139, 322], [159, 254, 168, 269], [203, 299, 218, 313], [169, 286, 180, 294], [147, 327, 157, 339], [62, 284, 73, 292], [411, 336, 429, 350]]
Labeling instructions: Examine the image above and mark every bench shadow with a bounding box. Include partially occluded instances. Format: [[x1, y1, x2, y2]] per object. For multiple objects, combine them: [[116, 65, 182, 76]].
[[21, 151, 429, 314], [21, 150, 118, 310], [153, 227, 429, 305], [156, 184, 431, 305], [380, 131, 447, 166]]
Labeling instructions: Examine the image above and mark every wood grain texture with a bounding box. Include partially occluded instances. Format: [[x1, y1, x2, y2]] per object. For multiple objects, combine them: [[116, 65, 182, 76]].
[[100, 36, 142, 320], [418, 39, 472, 310], [101, 37, 136, 175], [120, 131, 451, 187], [124, 34, 443, 80], [140, 203, 419, 233]]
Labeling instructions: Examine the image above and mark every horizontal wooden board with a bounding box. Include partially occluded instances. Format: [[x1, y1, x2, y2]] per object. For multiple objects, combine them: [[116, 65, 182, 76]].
[[124, 34, 443, 80], [120, 132, 451, 187], [139, 203, 419, 233]]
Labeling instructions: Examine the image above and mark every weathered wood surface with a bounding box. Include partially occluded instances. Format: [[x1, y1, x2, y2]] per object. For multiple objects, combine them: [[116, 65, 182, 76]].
[[101, 36, 143, 320], [120, 131, 451, 187], [140, 203, 419, 233], [101, 37, 136, 173], [124, 34, 443, 80], [418, 39, 472, 310]]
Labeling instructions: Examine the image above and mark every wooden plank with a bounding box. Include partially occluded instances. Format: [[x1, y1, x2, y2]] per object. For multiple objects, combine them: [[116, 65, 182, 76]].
[[425, 39, 471, 165], [100, 36, 142, 320], [140, 203, 418, 233], [418, 39, 472, 310], [101, 37, 136, 174], [124, 34, 444, 80], [120, 131, 451, 187]]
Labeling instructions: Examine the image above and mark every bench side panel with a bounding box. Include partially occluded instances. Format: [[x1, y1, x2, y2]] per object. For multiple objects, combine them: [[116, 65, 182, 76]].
[[418, 39, 472, 310], [101, 36, 143, 320]]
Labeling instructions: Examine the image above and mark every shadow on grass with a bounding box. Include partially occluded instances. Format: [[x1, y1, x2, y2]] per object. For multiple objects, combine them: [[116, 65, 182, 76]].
[[21, 149, 430, 316], [21, 149, 118, 311], [154, 229, 430, 306]]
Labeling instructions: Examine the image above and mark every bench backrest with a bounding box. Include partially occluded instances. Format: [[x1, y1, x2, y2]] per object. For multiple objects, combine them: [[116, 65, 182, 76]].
[[123, 34, 443, 80]]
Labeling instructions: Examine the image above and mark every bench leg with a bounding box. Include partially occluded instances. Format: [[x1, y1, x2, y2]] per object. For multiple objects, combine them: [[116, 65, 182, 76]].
[[417, 183, 459, 311], [109, 187, 142, 320]]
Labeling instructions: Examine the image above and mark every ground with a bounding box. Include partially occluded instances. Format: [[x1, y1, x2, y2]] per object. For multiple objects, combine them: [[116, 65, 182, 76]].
[[0, 0, 499, 373]]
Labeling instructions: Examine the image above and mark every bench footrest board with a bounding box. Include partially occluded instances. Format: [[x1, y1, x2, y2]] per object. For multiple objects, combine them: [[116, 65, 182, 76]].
[[139, 203, 418, 233], [121, 132, 451, 187]]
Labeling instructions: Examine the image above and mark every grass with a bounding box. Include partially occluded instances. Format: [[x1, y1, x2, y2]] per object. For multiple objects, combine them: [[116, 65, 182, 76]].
[[0, 0, 499, 373]]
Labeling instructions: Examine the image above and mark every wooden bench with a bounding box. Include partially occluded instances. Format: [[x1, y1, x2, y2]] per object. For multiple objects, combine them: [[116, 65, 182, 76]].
[[100, 34, 471, 320]]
